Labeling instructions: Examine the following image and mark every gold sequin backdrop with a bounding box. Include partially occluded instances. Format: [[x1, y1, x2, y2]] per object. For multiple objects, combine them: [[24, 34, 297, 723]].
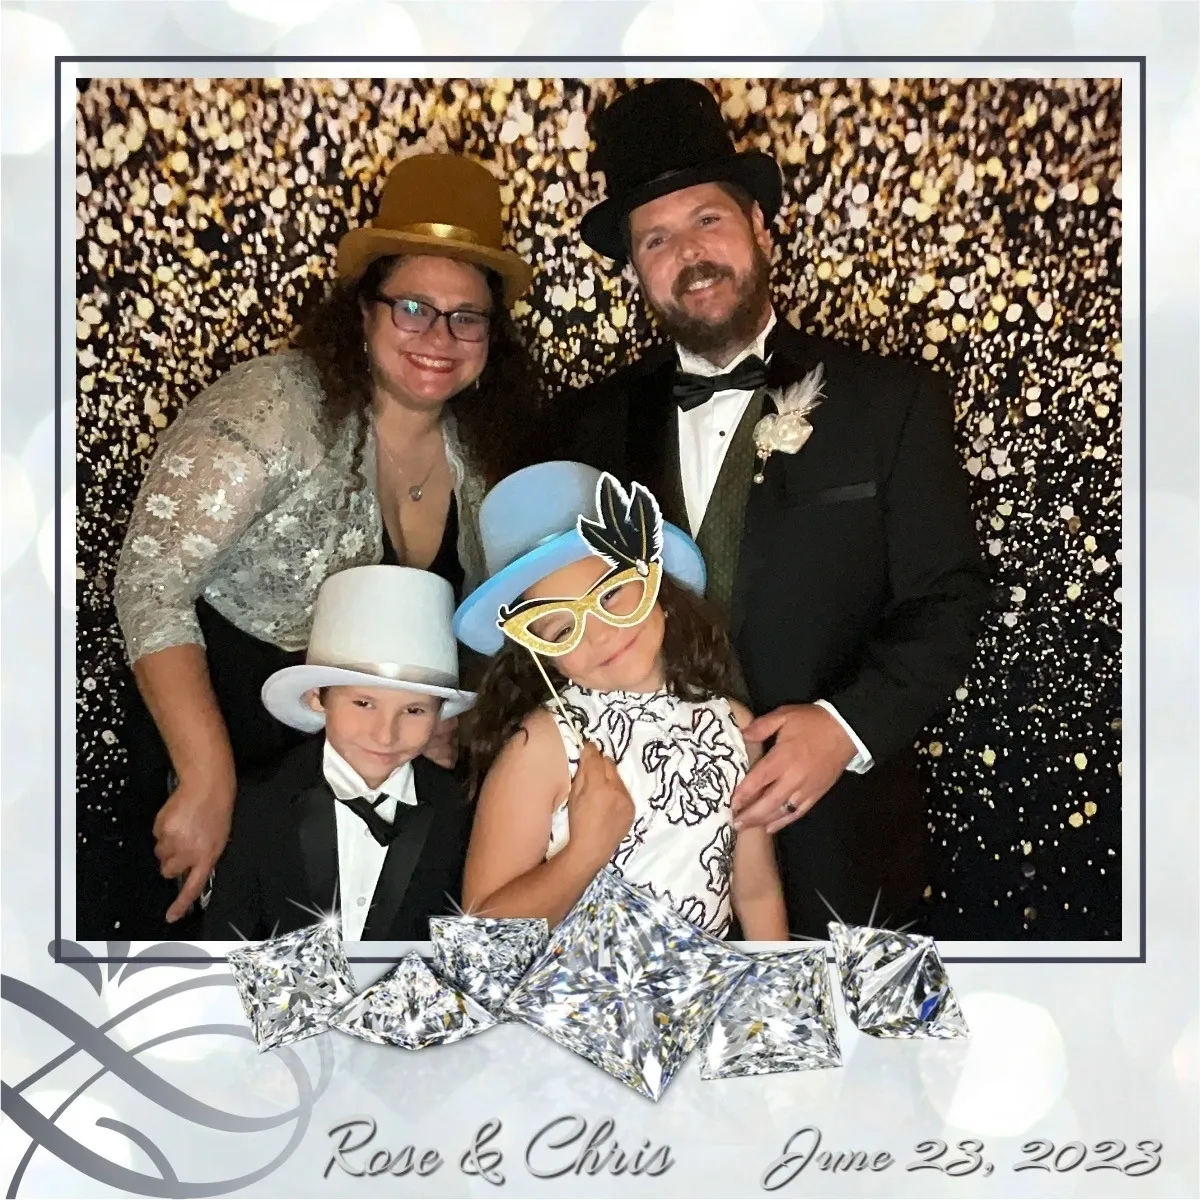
[[75, 77, 1123, 940]]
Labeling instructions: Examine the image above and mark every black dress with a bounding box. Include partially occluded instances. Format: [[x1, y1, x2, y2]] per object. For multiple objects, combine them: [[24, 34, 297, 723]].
[[84, 498, 464, 941]]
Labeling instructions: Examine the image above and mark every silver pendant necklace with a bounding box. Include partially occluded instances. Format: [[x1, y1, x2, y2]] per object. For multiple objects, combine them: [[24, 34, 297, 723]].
[[375, 426, 440, 503]]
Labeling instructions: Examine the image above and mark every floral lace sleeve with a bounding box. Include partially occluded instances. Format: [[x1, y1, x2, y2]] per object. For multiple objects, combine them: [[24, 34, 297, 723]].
[[113, 355, 315, 663]]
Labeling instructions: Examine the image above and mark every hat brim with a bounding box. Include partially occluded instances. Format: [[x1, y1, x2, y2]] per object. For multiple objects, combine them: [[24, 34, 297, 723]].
[[453, 523, 707, 656], [580, 151, 784, 263], [262, 665, 477, 733], [336, 227, 533, 306]]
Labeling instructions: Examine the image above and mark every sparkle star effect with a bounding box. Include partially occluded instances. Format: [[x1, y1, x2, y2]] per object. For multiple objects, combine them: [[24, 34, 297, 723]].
[[226, 917, 357, 1052], [331, 952, 497, 1049], [429, 915, 549, 1018], [828, 921, 969, 1039], [504, 868, 753, 1101], [701, 947, 842, 1079]]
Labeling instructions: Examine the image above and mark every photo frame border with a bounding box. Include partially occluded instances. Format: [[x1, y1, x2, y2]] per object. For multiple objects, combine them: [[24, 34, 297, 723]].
[[56, 54, 1146, 967]]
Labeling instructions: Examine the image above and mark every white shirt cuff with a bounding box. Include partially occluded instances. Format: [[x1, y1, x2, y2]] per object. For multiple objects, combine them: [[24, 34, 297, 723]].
[[813, 700, 875, 774]]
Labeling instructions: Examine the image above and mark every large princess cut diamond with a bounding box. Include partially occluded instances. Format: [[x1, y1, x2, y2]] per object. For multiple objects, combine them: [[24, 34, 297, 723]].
[[226, 918, 357, 1052], [700, 947, 842, 1079], [331, 952, 496, 1049], [429, 916, 549, 1018], [829, 922, 969, 1039], [504, 868, 752, 1101]]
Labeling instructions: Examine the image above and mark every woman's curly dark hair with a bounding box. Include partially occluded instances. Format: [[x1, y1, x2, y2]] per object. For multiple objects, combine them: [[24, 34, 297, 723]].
[[464, 575, 742, 795], [292, 254, 544, 489]]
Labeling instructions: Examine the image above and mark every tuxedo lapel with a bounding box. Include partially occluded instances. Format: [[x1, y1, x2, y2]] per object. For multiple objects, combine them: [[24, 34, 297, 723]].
[[731, 319, 825, 639], [659, 405, 688, 533], [624, 353, 688, 530], [359, 806, 435, 939], [359, 760, 450, 939], [292, 780, 340, 918]]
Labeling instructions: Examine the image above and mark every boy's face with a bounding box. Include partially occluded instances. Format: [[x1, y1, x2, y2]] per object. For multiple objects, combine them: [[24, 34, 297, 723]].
[[307, 685, 443, 788], [520, 555, 666, 694]]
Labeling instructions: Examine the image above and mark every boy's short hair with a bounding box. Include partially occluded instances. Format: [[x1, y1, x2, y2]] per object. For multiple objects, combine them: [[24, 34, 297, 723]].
[[315, 684, 443, 708]]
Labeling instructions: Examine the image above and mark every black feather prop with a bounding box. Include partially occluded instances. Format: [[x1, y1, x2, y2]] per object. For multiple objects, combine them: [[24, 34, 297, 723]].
[[576, 473, 665, 572]]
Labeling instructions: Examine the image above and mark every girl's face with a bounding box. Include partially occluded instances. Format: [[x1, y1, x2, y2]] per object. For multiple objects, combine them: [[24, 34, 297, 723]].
[[519, 555, 667, 693], [362, 254, 492, 411]]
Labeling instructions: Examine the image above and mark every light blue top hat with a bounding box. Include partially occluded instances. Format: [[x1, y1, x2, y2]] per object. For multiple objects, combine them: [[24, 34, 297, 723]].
[[453, 461, 707, 655]]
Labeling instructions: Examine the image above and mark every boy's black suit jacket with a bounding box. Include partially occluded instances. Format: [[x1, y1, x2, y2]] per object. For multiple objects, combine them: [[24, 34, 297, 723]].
[[562, 317, 990, 934], [203, 738, 472, 941]]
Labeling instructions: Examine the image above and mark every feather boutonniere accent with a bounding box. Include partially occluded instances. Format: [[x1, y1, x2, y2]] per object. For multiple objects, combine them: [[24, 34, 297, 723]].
[[752, 363, 826, 483]]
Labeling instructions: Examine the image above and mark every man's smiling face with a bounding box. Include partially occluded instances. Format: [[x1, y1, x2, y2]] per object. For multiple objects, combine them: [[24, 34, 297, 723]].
[[628, 181, 773, 363]]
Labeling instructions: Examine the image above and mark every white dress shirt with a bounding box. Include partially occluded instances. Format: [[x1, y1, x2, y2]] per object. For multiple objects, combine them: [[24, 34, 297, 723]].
[[323, 741, 418, 941], [674, 313, 874, 775], [676, 312, 779, 534]]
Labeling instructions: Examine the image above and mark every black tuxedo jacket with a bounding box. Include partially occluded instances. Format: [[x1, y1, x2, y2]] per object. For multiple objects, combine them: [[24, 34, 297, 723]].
[[203, 738, 472, 941], [562, 317, 989, 931]]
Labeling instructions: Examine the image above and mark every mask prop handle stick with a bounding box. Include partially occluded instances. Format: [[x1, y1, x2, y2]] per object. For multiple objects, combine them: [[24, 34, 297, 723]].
[[527, 649, 585, 752]]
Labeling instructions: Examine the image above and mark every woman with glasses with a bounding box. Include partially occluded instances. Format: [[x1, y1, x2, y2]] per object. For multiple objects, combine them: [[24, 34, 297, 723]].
[[107, 153, 539, 938]]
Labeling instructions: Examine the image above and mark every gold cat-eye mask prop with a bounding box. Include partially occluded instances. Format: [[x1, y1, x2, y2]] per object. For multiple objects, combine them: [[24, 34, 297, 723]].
[[496, 473, 666, 747], [497, 560, 663, 658], [497, 473, 666, 658]]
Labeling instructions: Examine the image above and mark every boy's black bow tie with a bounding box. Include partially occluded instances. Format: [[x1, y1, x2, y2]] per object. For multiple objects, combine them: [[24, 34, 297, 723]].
[[673, 354, 768, 411], [339, 795, 403, 846]]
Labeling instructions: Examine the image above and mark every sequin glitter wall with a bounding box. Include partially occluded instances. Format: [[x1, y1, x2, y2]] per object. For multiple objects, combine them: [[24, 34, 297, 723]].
[[75, 77, 1123, 941]]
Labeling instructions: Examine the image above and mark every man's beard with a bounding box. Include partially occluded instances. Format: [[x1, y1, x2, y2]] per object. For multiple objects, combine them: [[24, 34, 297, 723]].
[[644, 246, 772, 361]]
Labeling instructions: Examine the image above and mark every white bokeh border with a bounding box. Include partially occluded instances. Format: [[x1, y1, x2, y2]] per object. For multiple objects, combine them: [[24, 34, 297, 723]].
[[2, 4, 1195, 1198]]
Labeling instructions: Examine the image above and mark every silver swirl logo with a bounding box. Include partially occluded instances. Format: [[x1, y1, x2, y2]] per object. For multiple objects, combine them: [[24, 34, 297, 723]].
[[2, 942, 332, 1197]]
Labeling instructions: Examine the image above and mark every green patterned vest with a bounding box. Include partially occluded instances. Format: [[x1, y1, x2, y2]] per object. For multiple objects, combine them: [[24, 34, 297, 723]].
[[693, 387, 770, 623], [660, 389, 770, 705]]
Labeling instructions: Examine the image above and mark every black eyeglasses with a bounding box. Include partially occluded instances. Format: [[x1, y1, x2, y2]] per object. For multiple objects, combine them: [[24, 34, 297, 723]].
[[373, 295, 493, 343]]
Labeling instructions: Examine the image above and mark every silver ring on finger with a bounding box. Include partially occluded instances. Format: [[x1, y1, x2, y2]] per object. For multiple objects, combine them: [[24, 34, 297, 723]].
[[783, 799, 798, 814]]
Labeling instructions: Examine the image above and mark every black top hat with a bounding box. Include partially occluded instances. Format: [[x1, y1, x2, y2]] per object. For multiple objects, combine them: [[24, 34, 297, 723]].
[[579, 79, 784, 264]]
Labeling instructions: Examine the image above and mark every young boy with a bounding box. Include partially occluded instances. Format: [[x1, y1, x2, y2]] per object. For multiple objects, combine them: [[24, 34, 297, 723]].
[[203, 566, 476, 942]]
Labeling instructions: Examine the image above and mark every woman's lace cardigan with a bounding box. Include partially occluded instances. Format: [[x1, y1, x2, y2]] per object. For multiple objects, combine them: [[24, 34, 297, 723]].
[[114, 350, 487, 663]]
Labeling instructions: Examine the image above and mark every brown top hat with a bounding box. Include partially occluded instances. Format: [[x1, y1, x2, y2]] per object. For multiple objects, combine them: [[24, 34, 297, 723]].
[[336, 153, 533, 306]]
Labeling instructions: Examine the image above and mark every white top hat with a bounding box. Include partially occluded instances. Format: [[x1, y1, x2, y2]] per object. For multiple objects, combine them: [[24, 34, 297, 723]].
[[262, 565, 476, 732]]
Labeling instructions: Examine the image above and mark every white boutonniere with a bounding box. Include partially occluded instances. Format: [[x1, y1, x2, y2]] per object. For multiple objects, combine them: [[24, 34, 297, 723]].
[[752, 363, 826, 483]]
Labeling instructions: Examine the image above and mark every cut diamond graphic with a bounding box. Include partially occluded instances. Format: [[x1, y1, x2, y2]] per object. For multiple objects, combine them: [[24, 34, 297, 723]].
[[226, 919, 357, 1052], [429, 916, 549, 1018], [701, 947, 842, 1079], [331, 952, 496, 1049], [504, 868, 752, 1101], [829, 922, 969, 1039]]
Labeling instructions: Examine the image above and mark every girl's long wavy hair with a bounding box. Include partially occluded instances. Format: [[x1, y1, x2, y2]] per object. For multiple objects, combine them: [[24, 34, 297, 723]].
[[465, 574, 742, 795], [292, 254, 543, 489]]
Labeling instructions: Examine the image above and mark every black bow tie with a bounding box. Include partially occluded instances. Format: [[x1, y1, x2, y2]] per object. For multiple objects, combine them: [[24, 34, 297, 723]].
[[673, 354, 768, 412], [339, 795, 403, 846]]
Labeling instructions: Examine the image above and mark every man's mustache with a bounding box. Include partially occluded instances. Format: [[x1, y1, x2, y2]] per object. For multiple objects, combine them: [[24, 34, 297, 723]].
[[672, 261, 735, 302]]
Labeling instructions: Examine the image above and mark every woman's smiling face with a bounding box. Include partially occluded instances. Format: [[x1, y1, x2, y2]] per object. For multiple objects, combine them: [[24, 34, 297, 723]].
[[363, 254, 493, 410]]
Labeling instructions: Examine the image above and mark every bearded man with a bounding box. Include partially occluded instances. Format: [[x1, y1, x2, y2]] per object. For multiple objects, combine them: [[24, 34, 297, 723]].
[[562, 79, 989, 937]]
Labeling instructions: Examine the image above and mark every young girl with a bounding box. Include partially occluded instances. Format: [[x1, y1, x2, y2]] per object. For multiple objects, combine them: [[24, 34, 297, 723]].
[[452, 461, 788, 940]]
